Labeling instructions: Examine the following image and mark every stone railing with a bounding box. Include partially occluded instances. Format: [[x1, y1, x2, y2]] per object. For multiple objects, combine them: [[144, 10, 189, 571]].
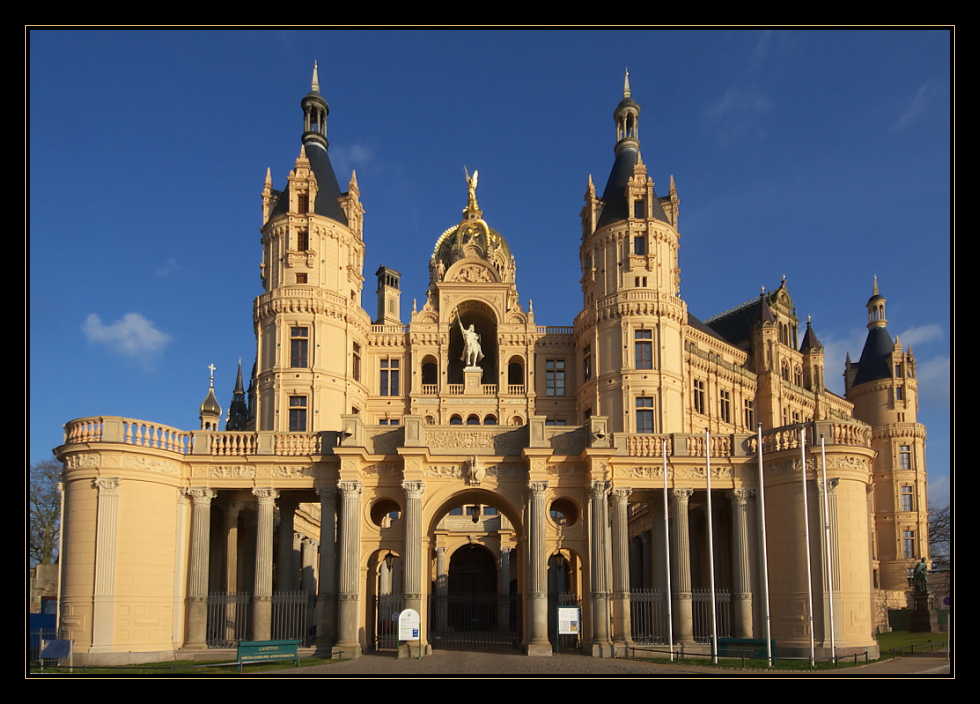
[[63, 417, 193, 454]]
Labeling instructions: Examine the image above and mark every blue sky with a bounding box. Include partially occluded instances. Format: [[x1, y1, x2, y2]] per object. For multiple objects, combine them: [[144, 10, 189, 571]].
[[28, 28, 951, 505]]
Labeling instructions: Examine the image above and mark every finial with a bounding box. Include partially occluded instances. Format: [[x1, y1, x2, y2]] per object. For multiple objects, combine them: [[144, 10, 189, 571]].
[[265, 167, 272, 186], [624, 69, 631, 98], [873, 274, 879, 296], [208, 363, 216, 388], [464, 167, 480, 211], [311, 61, 320, 93]]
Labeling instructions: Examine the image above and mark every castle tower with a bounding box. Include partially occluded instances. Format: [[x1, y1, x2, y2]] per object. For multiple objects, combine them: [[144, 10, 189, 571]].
[[375, 265, 402, 326], [576, 73, 687, 432], [845, 278, 928, 595], [253, 64, 370, 432], [199, 363, 222, 430], [225, 360, 251, 431]]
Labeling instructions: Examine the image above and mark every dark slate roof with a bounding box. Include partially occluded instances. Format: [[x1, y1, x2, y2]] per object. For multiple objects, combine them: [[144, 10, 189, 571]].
[[852, 326, 894, 386], [688, 311, 730, 344], [704, 298, 765, 347], [596, 147, 670, 229], [799, 321, 823, 353], [269, 141, 348, 225]]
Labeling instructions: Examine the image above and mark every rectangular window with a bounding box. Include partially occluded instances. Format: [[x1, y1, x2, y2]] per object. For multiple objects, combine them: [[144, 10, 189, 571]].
[[297, 193, 309, 214], [545, 419, 567, 426], [546, 359, 566, 397], [379, 418, 400, 426], [743, 399, 754, 428], [295, 273, 308, 284], [297, 229, 309, 251], [290, 327, 309, 368], [633, 200, 645, 219], [380, 358, 400, 396], [720, 389, 731, 423], [903, 530, 915, 559], [899, 445, 911, 470], [693, 379, 705, 415], [636, 396, 654, 434], [634, 235, 647, 255], [352, 343, 361, 382], [289, 395, 307, 432], [901, 485, 913, 512], [583, 345, 593, 382], [635, 329, 653, 370]]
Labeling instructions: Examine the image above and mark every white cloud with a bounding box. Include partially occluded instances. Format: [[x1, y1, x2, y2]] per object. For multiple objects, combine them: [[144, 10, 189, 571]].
[[916, 354, 950, 407], [895, 80, 941, 131], [896, 323, 943, 348], [82, 312, 171, 365]]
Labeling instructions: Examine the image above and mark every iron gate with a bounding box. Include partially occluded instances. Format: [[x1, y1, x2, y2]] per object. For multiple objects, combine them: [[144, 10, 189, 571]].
[[429, 593, 522, 650]]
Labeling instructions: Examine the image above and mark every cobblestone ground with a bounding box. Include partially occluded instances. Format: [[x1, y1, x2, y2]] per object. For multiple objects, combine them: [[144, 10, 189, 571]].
[[267, 649, 950, 677]]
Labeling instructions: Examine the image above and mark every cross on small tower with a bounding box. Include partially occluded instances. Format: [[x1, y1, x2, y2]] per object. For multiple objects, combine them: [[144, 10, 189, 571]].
[[208, 363, 216, 388]]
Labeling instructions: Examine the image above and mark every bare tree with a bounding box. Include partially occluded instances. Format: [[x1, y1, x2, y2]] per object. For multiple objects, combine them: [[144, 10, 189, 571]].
[[929, 503, 950, 571], [29, 459, 63, 566]]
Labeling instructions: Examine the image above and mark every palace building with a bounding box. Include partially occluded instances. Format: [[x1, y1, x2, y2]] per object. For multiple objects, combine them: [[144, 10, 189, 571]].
[[53, 67, 928, 664]]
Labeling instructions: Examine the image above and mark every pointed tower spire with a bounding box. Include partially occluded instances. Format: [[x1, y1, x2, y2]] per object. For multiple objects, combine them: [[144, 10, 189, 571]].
[[199, 363, 222, 431], [301, 61, 330, 150]]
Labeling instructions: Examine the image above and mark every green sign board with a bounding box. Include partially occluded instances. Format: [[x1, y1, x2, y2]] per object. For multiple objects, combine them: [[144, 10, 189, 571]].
[[237, 639, 301, 663]]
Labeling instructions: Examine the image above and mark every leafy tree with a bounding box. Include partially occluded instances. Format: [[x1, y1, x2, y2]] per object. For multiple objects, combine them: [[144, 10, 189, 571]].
[[29, 459, 63, 566], [929, 503, 950, 571]]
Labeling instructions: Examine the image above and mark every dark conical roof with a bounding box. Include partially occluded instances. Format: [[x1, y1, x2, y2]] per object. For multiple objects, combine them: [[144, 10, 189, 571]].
[[852, 325, 894, 386], [800, 319, 823, 353]]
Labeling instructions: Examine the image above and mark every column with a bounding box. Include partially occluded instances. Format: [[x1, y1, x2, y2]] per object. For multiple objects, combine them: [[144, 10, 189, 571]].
[[92, 478, 122, 652], [183, 486, 214, 650], [729, 488, 754, 638], [817, 477, 842, 647], [671, 488, 694, 644], [276, 498, 297, 592], [526, 480, 552, 656], [252, 488, 278, 641], [223, 500, 244, 644], [499, 546, 512, 632], [336, 480, 363, 658], [316, 487, 338, 654], [589, 480, 613, 657], [302, 537, 318, 596], [610, 487, 634, 653], [402, 480, 426, 651], [434, 545, 448, 632]]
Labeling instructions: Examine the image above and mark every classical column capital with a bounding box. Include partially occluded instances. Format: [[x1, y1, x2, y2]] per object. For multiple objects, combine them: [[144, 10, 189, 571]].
[[730, 488, 755, 504], [672, 487, 694, 503], [590, 480, 611, 499], [184, 486, 215, 504], [316, 486, 338, 500], [817, 477, 840, 496], [610, 487, 632, 504], [528, 480, 549, 497], [402, 480, 425, 499], [338, 480, 363, 498], [94, 477, 121, 495], [252, 487, 279, 503]]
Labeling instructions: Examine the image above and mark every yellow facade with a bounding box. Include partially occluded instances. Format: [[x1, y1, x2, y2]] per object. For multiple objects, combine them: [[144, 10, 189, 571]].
[[53, 68, 927, 665]]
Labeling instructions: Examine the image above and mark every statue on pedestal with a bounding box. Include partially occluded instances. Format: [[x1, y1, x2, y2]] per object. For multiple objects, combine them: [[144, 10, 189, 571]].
[[457, 310, 484, 368]]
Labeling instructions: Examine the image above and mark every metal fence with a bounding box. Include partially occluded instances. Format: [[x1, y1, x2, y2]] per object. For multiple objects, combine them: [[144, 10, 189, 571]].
[[429, 593, 522, 650], [207, 591, 315, 647], [630, 589, 670, 644], [692, 588, 732, 643]]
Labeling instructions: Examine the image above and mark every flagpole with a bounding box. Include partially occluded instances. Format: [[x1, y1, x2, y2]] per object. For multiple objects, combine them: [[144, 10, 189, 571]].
[[820, 434, 836, 660], [706, 427, 718, 664], [662, 438, 674, 661], [757, 423, 772, 666], [800, 425, 815, 667]]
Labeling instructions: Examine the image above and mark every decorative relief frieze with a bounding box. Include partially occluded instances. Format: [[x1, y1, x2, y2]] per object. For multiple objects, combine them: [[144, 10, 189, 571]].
[[118, 454, 182, 475], [426, 430, 524, 449], [619, 466, 669, 480], [272, 465, 316, 478], [546, 464, 585, 477], [209, 465, 257, 479], [65, 453, 100, 469], [678, 466, 734, 480], [766, 458, 818, 475], [362, 463, 402, 477]]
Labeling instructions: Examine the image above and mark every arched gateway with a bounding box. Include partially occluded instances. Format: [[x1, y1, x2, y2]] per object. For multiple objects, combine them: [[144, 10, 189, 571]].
[[53, 68, 913, 665]]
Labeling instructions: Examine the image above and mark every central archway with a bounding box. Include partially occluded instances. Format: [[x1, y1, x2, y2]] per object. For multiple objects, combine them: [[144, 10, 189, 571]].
[[428, 489, 523, 652]]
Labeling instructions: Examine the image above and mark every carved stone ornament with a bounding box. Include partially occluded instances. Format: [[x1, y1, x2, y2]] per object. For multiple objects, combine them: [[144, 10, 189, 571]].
[[210, 465, 257, 478], [465, 456, 485, 486]]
